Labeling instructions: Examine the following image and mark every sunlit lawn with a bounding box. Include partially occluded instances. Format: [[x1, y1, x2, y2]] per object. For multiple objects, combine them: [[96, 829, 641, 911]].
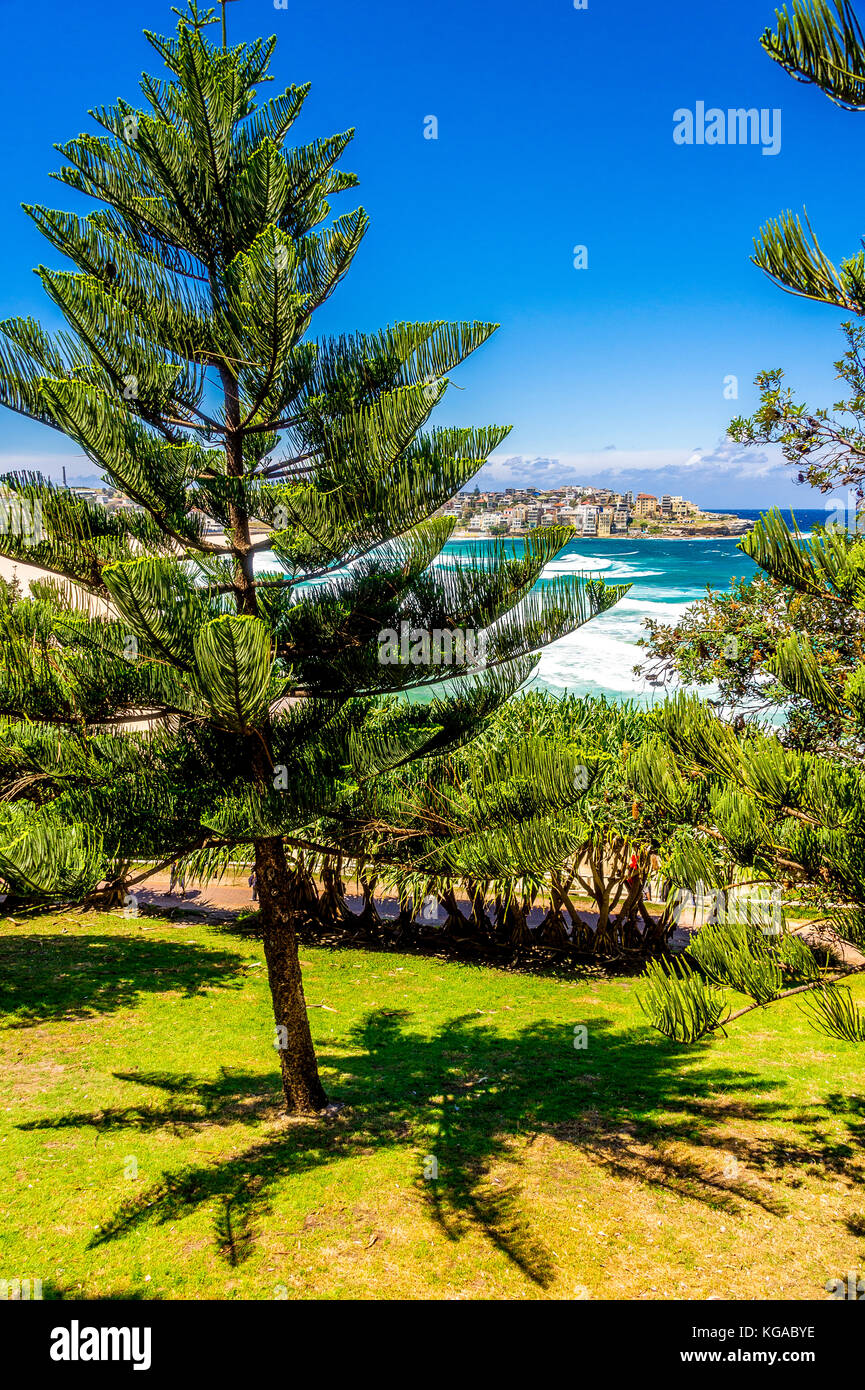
[[1, 907, 863, 1300]]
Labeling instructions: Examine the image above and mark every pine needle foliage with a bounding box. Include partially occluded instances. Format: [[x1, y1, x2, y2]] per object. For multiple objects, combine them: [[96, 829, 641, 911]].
[[0, 6, 626, 1111], [641, 2, 865, 1050], [637, 959, 730, 1044]]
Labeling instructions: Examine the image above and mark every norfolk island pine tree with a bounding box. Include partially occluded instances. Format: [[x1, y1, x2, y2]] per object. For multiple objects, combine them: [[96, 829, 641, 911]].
[[0, 4, 627, 1112], [634, 0, 865, 1047]]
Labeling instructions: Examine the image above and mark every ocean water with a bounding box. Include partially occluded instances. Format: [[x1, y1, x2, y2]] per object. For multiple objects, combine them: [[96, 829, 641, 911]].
[[256, 506, 829, 704], [442, 508, 828, 703]]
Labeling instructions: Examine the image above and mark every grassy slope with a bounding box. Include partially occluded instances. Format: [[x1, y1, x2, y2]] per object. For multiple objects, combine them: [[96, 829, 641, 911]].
[[1, 909, 863, 1301]]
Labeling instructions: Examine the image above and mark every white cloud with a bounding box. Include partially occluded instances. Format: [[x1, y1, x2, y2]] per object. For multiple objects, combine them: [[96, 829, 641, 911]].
[[471, 438, 828, 507], [0, 439, 831, 510]]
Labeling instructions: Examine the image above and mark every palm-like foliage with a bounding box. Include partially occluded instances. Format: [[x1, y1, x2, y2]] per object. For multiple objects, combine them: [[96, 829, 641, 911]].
[[762, 0, 865, 110], [640, 0, 865, 1050], [749, 4, 865, 307], [633, 684, 865, 1042], [0, 6, 626, 1112], [343, 693, 716, 959]]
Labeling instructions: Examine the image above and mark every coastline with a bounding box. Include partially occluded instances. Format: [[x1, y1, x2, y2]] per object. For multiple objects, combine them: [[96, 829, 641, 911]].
[[448, 527, 754, 543]]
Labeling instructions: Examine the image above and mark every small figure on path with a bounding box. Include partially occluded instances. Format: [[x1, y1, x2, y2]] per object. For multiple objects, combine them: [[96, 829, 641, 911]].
[[169, 864, 186, 900], [248, 870, 258, 903]]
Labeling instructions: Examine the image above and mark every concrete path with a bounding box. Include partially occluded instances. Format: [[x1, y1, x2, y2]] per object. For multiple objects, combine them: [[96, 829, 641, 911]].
[[129, 872, 865, 968]]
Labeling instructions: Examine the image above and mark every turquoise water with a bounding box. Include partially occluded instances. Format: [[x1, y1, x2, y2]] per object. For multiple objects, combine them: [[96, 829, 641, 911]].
[[441, 509, 827, 703]]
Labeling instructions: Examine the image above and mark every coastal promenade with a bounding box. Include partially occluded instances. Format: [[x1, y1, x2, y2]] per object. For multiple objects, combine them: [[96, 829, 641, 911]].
[[131, 871, 865, 965]]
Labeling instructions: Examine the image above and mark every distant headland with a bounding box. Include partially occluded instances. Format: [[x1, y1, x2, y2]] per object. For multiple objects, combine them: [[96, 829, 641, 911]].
[[435, 484, 751, 540]]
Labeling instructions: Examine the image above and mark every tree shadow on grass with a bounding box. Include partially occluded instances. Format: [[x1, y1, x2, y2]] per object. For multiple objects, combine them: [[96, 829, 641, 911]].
[[46, 1009, 865, 1288], [845, 1211, 865, 1238], [39, 1284, 163, 1301], [18, 1068, 278, 1136], [215, 914, 642, 982], [0, 934, 244, 1028], [822, 1092, 865, 1147]]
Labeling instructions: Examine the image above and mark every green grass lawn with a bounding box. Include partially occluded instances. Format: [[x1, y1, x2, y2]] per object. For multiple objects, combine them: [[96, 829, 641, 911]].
[[1, 907, 863, 1301]]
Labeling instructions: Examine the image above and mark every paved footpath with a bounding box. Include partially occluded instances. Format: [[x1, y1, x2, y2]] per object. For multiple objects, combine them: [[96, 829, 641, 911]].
[[128, 872, 865, 966], [133, 872, 412, 922], [134, 872, 257, 915], [130, 872, 689, 950]]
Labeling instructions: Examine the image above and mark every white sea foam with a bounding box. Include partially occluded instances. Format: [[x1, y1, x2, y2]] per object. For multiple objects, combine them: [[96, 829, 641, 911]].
[[536, 592, 698, 699], [540, 557, 664, 582], [258, 534, 745, 702]]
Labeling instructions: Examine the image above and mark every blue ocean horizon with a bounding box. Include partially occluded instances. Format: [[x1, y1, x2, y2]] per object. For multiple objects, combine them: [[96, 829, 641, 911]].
[[441, 507, 834, 703]]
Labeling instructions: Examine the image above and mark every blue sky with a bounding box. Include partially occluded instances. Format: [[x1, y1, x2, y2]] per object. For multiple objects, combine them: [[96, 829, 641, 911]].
[[0, 0, 862, 509]]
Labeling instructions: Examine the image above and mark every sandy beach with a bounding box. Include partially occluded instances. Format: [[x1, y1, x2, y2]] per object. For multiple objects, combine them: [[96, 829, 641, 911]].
[[0, 553, 53, 594]]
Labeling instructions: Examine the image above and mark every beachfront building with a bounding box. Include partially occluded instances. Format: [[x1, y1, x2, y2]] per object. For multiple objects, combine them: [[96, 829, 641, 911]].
[[661, 494, 688, 520], [634, 493, 659, 518], [71, 486, 143, 518], [570, 504, 599, 536], [501, 505, 529, 529], [437, 485, 706, 534]]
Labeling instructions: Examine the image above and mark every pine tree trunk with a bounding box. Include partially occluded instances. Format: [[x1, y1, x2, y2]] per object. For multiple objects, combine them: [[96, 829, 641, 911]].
[[321, 856, 353, 928], [255, 836, 328, 1115], [537, 891, 570, 948], [504, 897, 531, 947], [466, 880, 491, 935], [439, 886, 470, 937]]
